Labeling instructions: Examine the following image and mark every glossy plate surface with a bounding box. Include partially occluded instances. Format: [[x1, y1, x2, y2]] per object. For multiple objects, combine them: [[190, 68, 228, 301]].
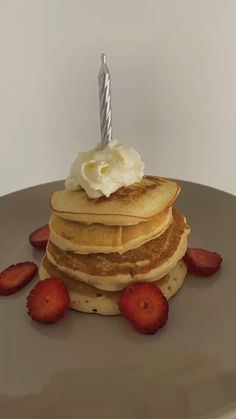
[[1, 181, 236, 419]]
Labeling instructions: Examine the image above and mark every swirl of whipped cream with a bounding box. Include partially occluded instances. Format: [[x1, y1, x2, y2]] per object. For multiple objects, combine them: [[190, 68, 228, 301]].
[[65, 139, 144, 198]]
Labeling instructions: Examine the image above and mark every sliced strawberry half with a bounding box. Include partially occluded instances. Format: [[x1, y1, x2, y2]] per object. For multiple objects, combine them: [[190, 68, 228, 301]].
[[27, 277, 70, 324], [184, 248, 222, 277], [29, 224, 49, 249], [0, 262, 38, 295], [118, 282, 169, 335]]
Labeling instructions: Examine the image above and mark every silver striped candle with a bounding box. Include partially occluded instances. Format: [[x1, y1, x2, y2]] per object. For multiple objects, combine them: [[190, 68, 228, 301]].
[[98, 53, 112, 149]]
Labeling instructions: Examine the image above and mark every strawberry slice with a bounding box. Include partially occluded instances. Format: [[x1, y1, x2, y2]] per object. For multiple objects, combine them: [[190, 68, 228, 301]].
[[118, 282, 169, 334], [184, 248, 222, 276], [29, 224, 49, 249], [0, 262, 38, 295], [27, 277, 70, 324]]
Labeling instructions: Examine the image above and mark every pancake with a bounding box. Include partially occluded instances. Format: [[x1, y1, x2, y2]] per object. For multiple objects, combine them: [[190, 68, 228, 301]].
[[50, 176, 180, 225], [46, 209, 190, 291], [49, 208, 173, 254], [39, 256, 187, 315]]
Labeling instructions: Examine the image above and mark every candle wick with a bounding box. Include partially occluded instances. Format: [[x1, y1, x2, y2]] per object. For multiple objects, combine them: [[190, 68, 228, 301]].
[[101, 53, 106, 65]]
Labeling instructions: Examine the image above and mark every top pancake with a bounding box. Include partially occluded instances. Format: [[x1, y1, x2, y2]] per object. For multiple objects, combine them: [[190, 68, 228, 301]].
[[50, 176, 180, 225]]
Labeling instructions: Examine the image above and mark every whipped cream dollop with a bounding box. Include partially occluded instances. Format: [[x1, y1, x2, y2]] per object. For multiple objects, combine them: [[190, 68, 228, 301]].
[[65, 139, 144, 198]]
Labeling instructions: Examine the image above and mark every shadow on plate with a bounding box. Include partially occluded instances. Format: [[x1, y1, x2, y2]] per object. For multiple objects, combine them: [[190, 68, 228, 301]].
[[184, 271, 222, 291], [1, 351, 236, 419]]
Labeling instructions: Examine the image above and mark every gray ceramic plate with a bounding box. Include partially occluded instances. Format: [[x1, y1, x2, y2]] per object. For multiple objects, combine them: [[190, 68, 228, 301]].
[[0, 181, 236, 419]]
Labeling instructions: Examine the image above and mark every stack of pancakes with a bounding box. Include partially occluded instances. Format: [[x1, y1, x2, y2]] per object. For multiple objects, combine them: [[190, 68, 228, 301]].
[[39, 176, 190, 315]]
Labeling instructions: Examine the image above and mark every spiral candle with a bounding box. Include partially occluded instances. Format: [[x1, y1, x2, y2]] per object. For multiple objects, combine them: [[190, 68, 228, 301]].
[[98, 53, 112, 149]]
